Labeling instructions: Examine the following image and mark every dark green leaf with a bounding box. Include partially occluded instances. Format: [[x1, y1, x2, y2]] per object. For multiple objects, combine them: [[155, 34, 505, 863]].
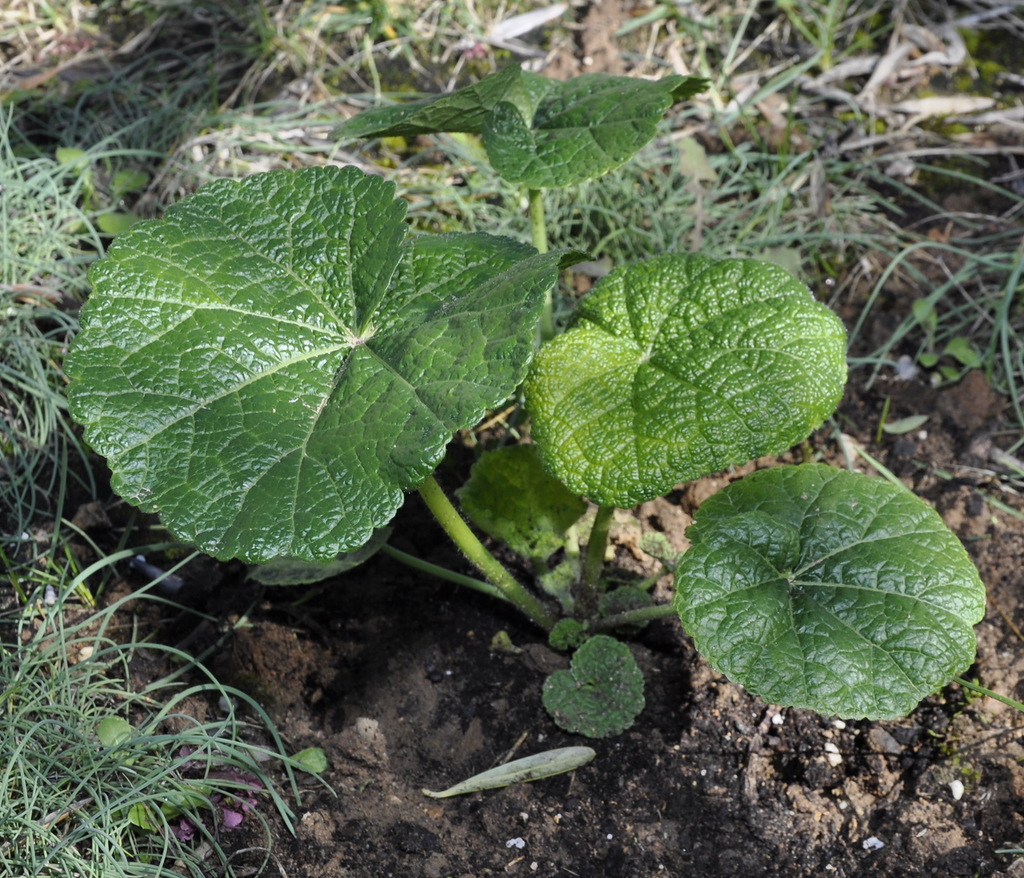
[[483, 74, 707, 187], [68, 166, 566, 562], [335, 64, 539, 138], [542, 634, 645, 737], [674, 464, 986, 719]]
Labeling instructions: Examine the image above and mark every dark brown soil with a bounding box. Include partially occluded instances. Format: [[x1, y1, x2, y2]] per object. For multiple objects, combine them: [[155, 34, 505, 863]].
[[127, 360, 1024, 878]]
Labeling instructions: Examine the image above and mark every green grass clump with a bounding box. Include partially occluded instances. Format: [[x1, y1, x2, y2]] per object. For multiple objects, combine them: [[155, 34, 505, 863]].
[[0, 582, 320, 878]]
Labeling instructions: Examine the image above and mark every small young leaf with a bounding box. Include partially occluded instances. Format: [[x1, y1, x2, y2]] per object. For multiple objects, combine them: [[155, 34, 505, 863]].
[[881, 414, 929, 435], [293, 747, 329, 773], [543, 634, 645, 737], [599, 586, 653, 633], [673, 464, 986, 719], [128, 802, 160, 832], [525, 254, 847, 507], [67, 166, 572, 562], [943, 337, 981, 368], [548, 618, 587, 650], [97, 211, 141, 235], [337, 65, 706, 188], [56, 146, 89, 172], [483, 74, 708, 188], [112, 167, 150, 196], [457, 444, 586, 568], [96, 715, 133, 748]]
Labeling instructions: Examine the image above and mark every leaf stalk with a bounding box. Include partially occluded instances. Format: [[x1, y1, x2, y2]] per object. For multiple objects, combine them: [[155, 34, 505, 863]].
[[380, 544, 509, 604], [529, 187, 556, 342], [588, 602, 677, 633], [577, 505, 614, 619], [418, 475, 556, 630]]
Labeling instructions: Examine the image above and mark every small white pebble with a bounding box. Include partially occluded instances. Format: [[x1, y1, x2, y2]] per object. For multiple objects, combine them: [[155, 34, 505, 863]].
[[531, 863, 538, 872], [606, 833, 613, 840], [520, 812, 530, 823], [44, 584, 57, 605], [949, 779, 965, 801], [831, 719, 847, 730], [506, 838, 525, 849], [862, 836, 885, 851], [77, 645, 94, 661], [771, 713, 784, 726], [824, 742, 842, 767]]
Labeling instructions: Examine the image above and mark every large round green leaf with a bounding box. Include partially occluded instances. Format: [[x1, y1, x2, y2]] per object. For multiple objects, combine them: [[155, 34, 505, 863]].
[[67, 166, 566, 562], [524, 254, 847, 507], [674, 464, 987, 719]]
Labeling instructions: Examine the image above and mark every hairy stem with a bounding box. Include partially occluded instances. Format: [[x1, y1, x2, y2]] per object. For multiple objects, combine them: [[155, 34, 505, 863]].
[[380, 544, 509, 604], [577, 505, 614, 619], [529, 187, 556, 342], [418, 475, 556, 630], [589, 602, 677, 633]]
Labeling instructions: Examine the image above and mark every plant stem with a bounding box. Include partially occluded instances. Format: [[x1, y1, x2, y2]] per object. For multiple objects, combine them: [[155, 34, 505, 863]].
[[529, 188, 556, 342], [417, 475, 556, 630], [529, 188, 548, 254], [380, 544, 509, 604], [953, 676, 1024, 714], [577, 505, 614, 619], [588, 602, 677, 633]]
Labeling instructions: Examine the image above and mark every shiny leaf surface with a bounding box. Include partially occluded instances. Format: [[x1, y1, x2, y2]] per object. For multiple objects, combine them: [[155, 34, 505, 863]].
[[674, 464, 986, 718]]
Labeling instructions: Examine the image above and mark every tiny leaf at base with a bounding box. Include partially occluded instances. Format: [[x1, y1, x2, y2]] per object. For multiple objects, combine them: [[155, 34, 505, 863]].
[[543, 634, 645, 737]]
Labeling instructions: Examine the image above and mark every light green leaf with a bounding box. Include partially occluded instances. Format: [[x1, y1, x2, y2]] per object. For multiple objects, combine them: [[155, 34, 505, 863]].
[[483, 74, 707, 188], [542, 634, 645, 737], [56, 146, 89, 173], [293, 746, 329, 773], [457, 445, 586, 568], [525, 254, 847, 507], [97, 211, 141, 235], [96, 715, 133, 748], [943, 337, 981, 368], [68, 166, 570, 562], [882, 414, 929, 435], [674, 464, 986, 719]]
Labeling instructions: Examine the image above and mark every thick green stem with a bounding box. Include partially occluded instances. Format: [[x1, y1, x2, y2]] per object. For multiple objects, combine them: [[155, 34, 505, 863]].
[[589, 602, 677, 634], [380, 544, 509, 604], [418, 475, 556, 630], [529, 188, 556, 342], [577, 505, 614, 619], [529, 188, 548, 254]]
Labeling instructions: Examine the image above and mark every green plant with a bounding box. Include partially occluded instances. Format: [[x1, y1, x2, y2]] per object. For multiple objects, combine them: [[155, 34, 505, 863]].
[[66, 66, 985, 740], [0, 580, 326, 877]]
